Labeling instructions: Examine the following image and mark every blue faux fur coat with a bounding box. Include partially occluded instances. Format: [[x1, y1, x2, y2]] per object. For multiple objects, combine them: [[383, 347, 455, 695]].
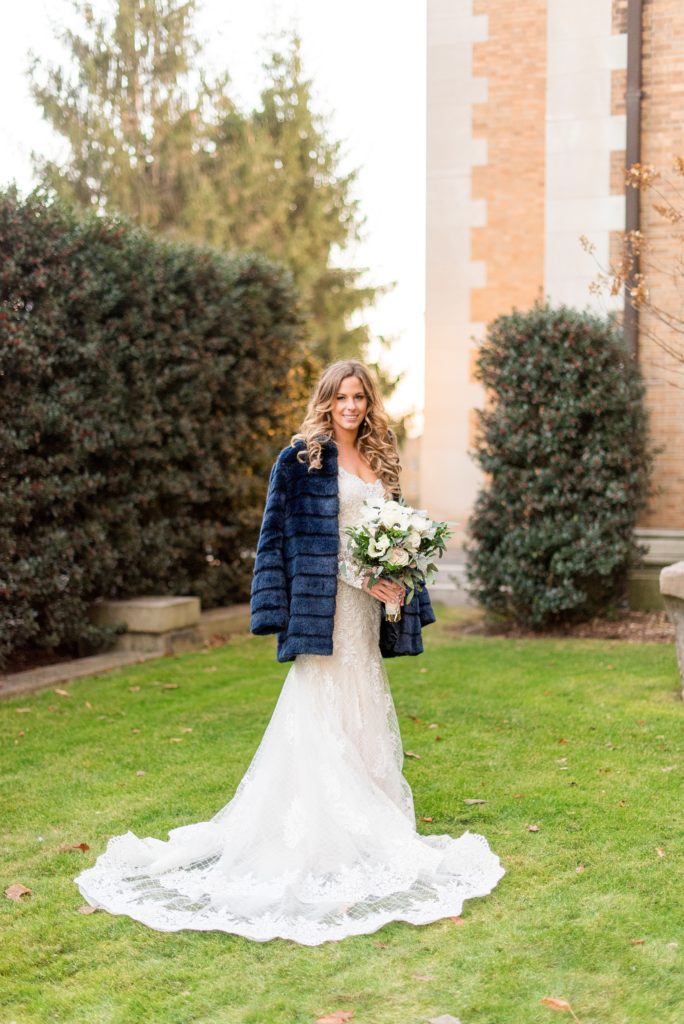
[[249, 437, 437, 662]]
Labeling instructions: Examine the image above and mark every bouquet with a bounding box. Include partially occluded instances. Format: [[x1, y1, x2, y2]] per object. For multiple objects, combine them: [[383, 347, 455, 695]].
[[344, 497, 452, 621]]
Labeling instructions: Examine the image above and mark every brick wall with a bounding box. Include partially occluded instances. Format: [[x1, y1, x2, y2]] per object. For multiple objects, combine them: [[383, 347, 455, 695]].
[[638, 0, 684, 528], [471, 0, 547, 328]]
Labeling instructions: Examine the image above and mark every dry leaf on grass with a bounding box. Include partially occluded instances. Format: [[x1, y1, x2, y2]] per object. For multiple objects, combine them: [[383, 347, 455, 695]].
[[15, 707, 32, 713], [540, 996, 581, 1021], [54, 688, 70, 697], [412, 973, 436, 982], [5, 884, 32, 901], [58, 843, 90, 853], [656, 847, 665, 857], [78, 904, 98, 914], [427, 1015, 462, 1024], [528, 824, 540, 832], [464, 798, 487, 805], [404, 750, 421, 759], [315, 1012, 354, 1024], [135, 770, 146, 776], [161, 683, 179, 690], [420, 816, 434, 823], [630, 938, 646, 945], [449, 915, 465, 925]]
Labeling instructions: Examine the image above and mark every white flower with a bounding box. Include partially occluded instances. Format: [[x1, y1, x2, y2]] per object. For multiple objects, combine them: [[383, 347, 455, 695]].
[[405, 529, 421, 552], [378, 501, 406, 529], [409, 513, 430, 534], [362, 498, 384, 518], [385, 545, 410, 567], [368, 534, 391, 557]]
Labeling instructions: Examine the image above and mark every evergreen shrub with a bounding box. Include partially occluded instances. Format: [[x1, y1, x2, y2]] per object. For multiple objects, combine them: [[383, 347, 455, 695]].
[[466, 301, 654, 627], [0, 188, 305, 666]]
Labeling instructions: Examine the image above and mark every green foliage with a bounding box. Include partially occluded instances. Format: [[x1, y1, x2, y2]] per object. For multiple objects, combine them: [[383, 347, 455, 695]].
[[0, 187, 306, 666], [29, 5, 389, 375], [466, 302, 655, 627]]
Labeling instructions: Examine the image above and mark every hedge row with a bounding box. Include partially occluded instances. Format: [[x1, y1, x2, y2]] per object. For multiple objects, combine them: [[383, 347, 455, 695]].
[[0, 188, 306, 666]]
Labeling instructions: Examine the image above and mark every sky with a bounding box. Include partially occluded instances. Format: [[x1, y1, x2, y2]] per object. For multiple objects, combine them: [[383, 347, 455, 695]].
[[0, 0, 427, 424]]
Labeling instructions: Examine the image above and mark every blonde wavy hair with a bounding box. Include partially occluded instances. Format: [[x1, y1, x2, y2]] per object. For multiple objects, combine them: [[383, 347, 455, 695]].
[[290, 360, 402, 495]]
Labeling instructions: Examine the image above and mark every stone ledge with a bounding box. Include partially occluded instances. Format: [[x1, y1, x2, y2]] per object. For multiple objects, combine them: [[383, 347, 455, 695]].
[[0, 603, 252, 700], [0, 650, 162, 700], [88, 595, 200, 634]]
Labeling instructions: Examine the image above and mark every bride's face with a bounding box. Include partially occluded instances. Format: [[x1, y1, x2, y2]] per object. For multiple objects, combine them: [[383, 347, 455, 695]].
[[330, 375, 369, 439]]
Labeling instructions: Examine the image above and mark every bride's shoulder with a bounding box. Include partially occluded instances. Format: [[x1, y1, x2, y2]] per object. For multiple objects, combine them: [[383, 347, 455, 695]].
[[276, 439, 306, 464], [271, 439, 307, 479]]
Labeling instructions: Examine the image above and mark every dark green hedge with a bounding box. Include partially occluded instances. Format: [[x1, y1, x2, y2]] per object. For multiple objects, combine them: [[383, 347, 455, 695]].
[[465, 301, 655, 627], [0, 188, 306, 667]]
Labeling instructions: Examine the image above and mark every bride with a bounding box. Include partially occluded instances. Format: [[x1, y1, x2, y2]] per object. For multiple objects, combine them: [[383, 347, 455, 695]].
[[75, 360, 505, 945]]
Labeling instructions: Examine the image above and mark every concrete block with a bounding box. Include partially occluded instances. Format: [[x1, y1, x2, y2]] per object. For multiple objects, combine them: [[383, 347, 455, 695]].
[[199, 605, 251, 642], [89, 595, 201, 634], [659, 561, 684, 601], [113, 626, 204, 655]]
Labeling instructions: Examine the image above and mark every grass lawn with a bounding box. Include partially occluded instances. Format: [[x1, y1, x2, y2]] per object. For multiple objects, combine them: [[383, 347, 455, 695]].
[[1, 606, 682, 1024]]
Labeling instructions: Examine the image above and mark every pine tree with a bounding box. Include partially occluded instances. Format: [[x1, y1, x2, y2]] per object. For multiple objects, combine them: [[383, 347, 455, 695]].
[[29, 7, 393, 377], [237, 30, 387, 362], [29, 0, 220, 232]]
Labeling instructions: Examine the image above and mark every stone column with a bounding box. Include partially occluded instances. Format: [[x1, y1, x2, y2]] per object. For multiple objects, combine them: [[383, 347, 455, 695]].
[[659, 562, 684, 698]]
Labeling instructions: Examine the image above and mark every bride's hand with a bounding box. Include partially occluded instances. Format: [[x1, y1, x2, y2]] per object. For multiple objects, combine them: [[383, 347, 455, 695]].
[[362, 577, 405, 605]]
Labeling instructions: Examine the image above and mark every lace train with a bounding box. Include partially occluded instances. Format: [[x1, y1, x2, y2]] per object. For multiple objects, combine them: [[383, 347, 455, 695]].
[[74, 470, 505, 944]]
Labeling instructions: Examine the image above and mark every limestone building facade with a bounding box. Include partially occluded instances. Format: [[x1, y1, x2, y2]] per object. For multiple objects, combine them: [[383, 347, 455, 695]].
[[422, 0, 684, 599]]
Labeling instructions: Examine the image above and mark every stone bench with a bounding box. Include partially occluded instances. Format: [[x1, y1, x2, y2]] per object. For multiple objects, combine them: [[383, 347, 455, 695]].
[[659, 562, 684, 698], [88, 595, 202, 654]]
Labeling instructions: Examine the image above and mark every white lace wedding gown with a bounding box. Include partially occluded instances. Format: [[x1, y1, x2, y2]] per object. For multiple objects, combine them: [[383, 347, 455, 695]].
[[75, 466, 505, 945]]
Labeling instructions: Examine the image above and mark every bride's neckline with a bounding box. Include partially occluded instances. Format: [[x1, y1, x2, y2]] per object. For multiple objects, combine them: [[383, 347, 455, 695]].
[[338, 464, 380, 486]]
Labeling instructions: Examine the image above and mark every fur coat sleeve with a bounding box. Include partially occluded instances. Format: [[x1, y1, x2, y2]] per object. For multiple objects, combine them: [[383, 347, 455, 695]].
[[249, 455, 290, 635]]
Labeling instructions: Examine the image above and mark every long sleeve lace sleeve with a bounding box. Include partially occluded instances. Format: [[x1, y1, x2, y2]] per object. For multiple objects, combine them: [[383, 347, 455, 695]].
[[337, 538, 368, 590]]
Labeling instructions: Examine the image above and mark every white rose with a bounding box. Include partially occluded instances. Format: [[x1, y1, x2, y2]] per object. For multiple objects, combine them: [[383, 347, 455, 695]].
[[385, 545, 410, 567], [404, 529, 421, 552]]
